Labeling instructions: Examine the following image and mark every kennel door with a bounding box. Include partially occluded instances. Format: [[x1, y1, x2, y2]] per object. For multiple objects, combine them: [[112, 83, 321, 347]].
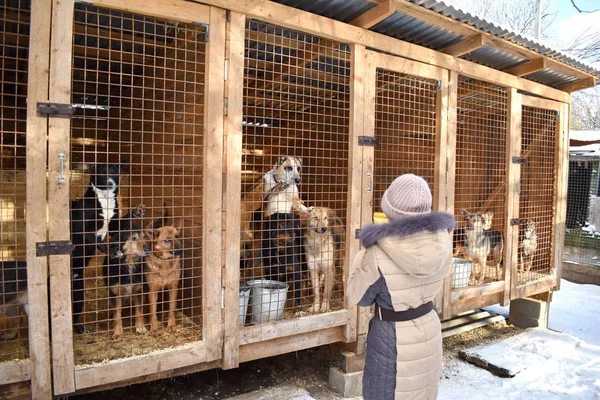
[[45, 0, 225, 395], [513, 96, 565, 298], [359, 50, 449, 334]]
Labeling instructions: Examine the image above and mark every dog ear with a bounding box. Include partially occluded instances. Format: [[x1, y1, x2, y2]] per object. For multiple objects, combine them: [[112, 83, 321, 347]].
[[461, 209, 468, 218], [278, 156, 287, 165], [175, 220, 183, 236], [296, 157, 303, 166]]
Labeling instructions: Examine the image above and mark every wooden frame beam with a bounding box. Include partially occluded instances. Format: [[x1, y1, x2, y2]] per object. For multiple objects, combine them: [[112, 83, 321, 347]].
[[350, 0, 394, 29], [441, 34, 487, 57], [556, 77, 597, 93], [504, 58, 547, 77]]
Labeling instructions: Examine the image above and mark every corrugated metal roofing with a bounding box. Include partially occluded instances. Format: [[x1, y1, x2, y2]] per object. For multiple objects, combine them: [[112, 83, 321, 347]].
[[270, 0, 600, 88]]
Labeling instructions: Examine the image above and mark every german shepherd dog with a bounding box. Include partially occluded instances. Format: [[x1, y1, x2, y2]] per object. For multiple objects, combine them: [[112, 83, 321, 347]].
[[481, 211, 504, 278], [304, 207, 344, 313], [519, 220, 538, 273], [99, 205, 148, 340], [461, 209, 503, 284], [0, 261, 28, 340], [144, 219, 183, 333], [71, 164, 123, 334]]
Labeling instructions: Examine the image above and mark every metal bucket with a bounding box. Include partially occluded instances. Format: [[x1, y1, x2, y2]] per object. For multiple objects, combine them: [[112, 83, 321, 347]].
[[238, 285, 251, 326], [452, 257, 473, 289], [246, 279, 288, 324]]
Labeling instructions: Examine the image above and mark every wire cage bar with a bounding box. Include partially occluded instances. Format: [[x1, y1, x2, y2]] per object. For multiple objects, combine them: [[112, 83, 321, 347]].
[[518, 106, 558, 284], [372, 69, 438, 212], [0, 0, 30, 363], [239, 19, 350, 325], [453, 76, 508, 287], [68, 3, 207, 365]]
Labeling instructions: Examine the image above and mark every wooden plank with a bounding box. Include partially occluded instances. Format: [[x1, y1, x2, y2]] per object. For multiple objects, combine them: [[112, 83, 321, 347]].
[[441, 310, 493, 330], [451, 281, 505, 302], [556, 77, 597, 93], [343, 43, 365, 343], [222, 11, 245, 370], [515, 277, 556, 299], [192, 0, 572, 103], [350, 0, 394, 29], [74, 343, 208, 390], [0, 360, 30, 385], [203, 5, 226, 363], [239, 310, 348, 345], [357, 51, 377, 336], [87, 0, 210, 24], [372, 51, 443, 82], [239, 326, 344, 363], [503, 58, 547, 77], [443, 70, 458, 320], [443, 315, 505, 338], [451, 292, 502, 316], [521, 95, 562, 111], [441, 34, 487, 57], [505, 88, 521, 305], [24, 0, 53, 397], [48, 0, 76, 394]]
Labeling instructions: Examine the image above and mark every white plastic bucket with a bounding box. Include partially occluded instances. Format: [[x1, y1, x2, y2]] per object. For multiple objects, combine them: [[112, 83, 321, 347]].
[[452, 258, 472, 289], [247, 279, 288, 324], [239, 286, 251, 326]]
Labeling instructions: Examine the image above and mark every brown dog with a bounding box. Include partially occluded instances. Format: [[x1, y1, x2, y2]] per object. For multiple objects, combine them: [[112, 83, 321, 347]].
[[144, 220, 183, 333]]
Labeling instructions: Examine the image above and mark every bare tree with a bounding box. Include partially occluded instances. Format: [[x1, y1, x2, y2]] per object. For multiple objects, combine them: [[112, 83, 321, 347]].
[[571, 87, 600, 130], [451, 0, 556, 40]]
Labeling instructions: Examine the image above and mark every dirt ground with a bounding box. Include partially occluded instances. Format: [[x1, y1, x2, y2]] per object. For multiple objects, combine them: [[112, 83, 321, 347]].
[[72, 320, 522, 400]]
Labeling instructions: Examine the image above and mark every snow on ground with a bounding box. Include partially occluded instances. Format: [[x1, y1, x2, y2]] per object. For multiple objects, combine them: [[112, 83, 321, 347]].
[[439, 279, 600, 399]]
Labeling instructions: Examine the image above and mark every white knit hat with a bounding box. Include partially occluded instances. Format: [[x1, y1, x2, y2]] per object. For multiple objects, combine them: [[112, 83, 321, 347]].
[[381, 174, 432, 219]]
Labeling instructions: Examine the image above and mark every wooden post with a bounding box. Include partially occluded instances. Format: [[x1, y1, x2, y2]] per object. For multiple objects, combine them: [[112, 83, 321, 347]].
[[203, 6, 226, 363], [442, 70, 458, 320], [505, 88, 521, 304], [47, 0, 75, 394], [555, 101, 570, 290], [343, 43, 365, 343], [222, 10, 245, 370], [434, 65, 450, 314], [24, 1, 53, 398], [357, 51, 376, 336]]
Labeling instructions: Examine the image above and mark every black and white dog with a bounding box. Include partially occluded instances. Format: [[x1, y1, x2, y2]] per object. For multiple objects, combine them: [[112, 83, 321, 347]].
[[70, 164, 123, 334]]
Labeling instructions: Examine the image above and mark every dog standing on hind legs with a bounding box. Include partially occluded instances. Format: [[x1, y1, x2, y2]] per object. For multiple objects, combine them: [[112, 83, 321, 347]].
[[70, 163, 124, 334], [144, 218, 183, 333], [519, 220, 538, 273], [304, 207, 344, 313]]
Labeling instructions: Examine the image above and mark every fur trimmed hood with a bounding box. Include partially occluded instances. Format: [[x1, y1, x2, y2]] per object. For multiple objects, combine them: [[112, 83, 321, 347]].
[[359, 212, 455, 248]]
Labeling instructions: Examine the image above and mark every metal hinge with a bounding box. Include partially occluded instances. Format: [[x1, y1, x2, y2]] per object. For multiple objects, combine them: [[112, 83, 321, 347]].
[[512, 156, 526, 164], [355, 229, 362, 239], [36, 240, 75, 257], [435, 80, 441, 92], [510, 218, 528, 226], [358, 136, 378, 146], [37, 102, 73, 118], [193, 22, 210, 42]]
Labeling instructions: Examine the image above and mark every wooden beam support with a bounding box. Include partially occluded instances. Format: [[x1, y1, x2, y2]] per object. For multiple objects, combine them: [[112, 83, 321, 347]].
[[441, 34, 486, 57], [556, 77, 597, 93], [350, 0, 394, 29], [504, 58, 547, 77]]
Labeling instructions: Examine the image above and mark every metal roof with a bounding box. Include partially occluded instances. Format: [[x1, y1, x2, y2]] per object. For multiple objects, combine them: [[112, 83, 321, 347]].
[[271, 0, 600, 88]]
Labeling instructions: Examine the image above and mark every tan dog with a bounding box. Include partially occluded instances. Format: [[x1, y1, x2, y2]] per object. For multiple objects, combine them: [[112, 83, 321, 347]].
[[519, 220, 537, 273], [144, 221, 183, 333], [304, 207, 344, 313], [462, 209, 490, 285]]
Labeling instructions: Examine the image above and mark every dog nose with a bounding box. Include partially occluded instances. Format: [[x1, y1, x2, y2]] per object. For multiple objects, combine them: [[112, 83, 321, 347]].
[[320, 227, 328, 234], [295, 177, 301, 184]]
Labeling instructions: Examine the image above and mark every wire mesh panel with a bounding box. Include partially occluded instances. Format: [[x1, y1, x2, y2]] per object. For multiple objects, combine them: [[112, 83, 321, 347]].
[[564, 157, 600, 268], [240, 20, 350, 325], [453, 77, 508, 287], [0, 0, 30, 362], [518, 106, 558, 284], [372, 69, 437, 212], [69, 4, 206, 364]]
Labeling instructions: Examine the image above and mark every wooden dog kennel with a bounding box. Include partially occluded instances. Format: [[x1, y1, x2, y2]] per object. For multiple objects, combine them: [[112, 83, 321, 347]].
[[0, 0, 595, 398]]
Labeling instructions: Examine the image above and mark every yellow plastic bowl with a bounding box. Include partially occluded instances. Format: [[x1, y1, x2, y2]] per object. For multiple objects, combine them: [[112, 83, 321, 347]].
[[373, 212, 389, 224]]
